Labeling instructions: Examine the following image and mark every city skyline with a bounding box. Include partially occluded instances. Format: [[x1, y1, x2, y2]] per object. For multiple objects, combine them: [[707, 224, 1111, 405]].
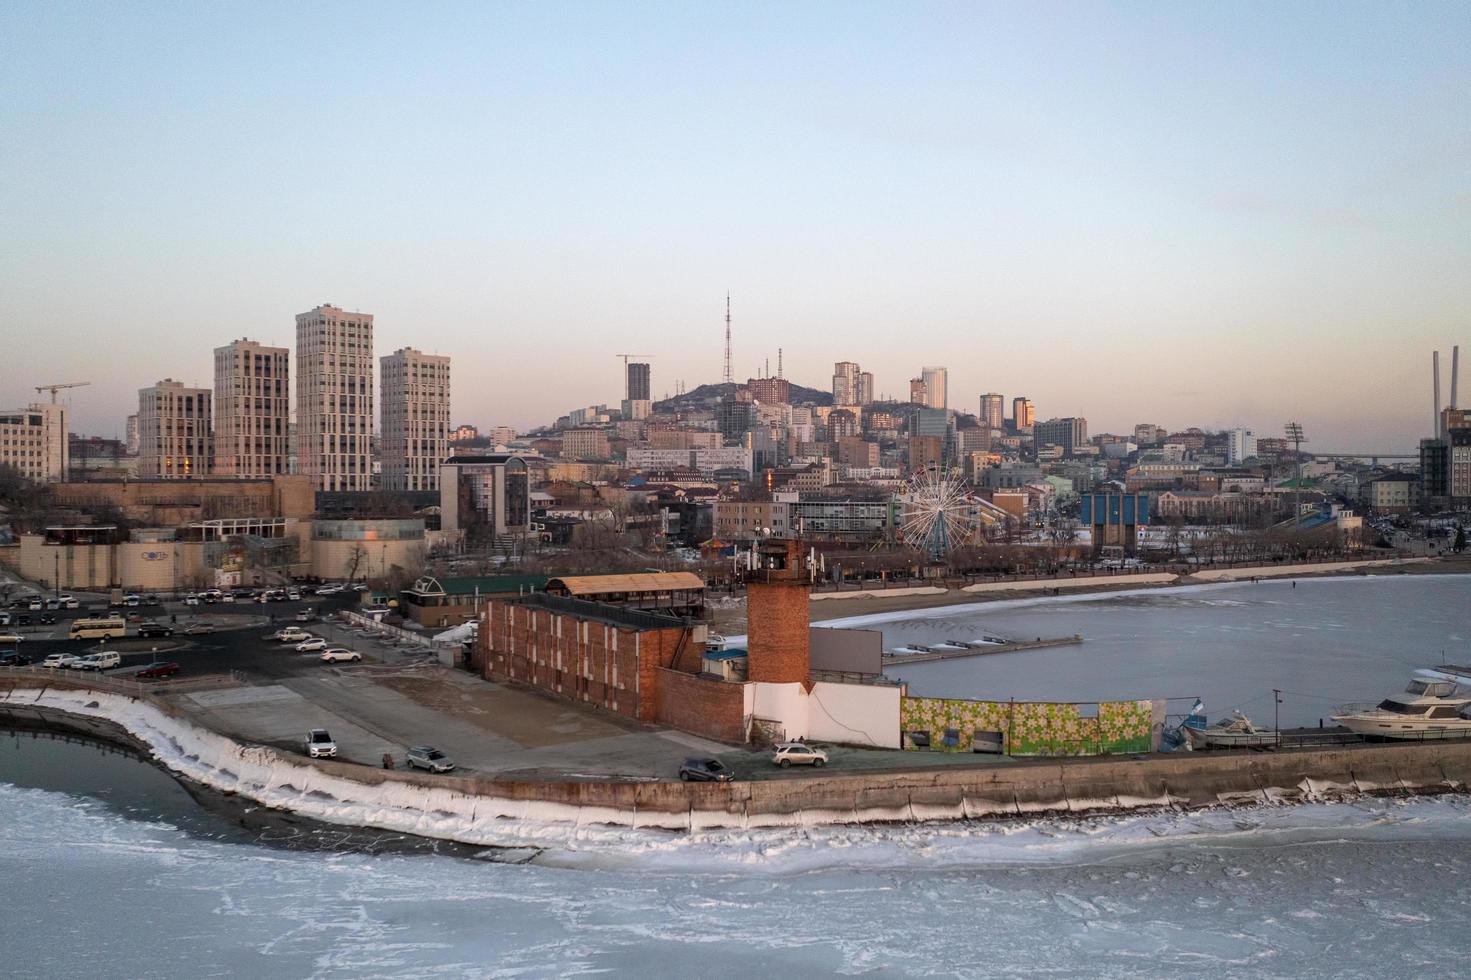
[[3, 3, 1469, 451]]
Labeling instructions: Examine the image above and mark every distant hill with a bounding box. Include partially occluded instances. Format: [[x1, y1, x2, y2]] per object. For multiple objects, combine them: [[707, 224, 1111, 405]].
[[654, 381, 833, 413]]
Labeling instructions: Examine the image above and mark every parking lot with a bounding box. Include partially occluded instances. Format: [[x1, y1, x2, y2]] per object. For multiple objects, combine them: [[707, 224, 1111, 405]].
[[3, 584, 1020, 784]]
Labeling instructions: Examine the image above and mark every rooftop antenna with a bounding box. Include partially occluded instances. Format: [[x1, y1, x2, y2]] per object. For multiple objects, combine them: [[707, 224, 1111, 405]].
[[723, 293, 733, 385]]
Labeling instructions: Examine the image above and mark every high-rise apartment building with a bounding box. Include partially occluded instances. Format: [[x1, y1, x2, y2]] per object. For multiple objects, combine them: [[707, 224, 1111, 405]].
[[626, 362, 651, 401], [1034, 417, 1088, 457], [124, 414, 139, 455], [921, 366, 947, 410], [0, 403, 68, 482], [1227, 427, 1257, 465], [296, 303, 373, 492], [832, 361, 861, 406], [380, 347, 451, 492], [137, 379, 212, 478], [213, 339, 289, 477], [1012, 397, 1035, 430], [909, 377, 928, 405], [858, 371, 874, 406], [979, 393, 1005, 430]]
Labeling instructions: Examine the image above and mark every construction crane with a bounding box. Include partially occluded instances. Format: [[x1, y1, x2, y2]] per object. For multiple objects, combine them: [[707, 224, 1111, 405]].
[[35, 382, 90, 403]]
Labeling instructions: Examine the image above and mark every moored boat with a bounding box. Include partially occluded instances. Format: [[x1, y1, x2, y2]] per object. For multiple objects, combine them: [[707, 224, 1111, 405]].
[[1332, 668, 1471, 741], [1181, 710, 1279, 750]]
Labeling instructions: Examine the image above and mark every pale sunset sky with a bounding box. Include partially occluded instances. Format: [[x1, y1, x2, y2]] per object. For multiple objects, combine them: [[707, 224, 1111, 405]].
[[2, 2, 1468, 452]]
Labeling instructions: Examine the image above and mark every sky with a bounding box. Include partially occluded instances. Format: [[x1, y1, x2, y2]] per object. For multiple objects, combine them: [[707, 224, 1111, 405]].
[[2, 2, 1468, 453]]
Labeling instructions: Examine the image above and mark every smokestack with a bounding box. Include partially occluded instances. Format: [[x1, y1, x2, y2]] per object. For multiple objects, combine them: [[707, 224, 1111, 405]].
[[1434, 350, 1443, 438], [1453, 345, 1460, 410]]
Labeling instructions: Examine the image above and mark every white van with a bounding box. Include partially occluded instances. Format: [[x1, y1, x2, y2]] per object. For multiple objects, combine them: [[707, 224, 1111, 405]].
[[77, 651, 122, 672]]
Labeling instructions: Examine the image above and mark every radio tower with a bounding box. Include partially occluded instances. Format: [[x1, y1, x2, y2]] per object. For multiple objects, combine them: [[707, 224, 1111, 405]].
[[722, 292, 733, 385]]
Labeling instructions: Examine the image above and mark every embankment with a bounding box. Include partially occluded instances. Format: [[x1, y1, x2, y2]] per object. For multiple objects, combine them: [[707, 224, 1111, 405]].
[[5, 681, 1471, 844]]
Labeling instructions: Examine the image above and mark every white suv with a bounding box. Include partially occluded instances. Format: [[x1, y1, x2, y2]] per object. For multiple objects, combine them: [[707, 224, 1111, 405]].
[[305, 729, 337, 758], [319, 648, 362, 663]]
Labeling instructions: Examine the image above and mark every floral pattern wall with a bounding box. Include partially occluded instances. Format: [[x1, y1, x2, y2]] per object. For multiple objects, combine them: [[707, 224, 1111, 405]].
[[900, 696, 1158, 755]]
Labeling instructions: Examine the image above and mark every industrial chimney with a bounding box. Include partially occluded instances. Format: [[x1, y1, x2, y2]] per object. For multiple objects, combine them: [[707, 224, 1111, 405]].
[[1434, 350, 1442, 438], [1453, 345, 1460, 410]]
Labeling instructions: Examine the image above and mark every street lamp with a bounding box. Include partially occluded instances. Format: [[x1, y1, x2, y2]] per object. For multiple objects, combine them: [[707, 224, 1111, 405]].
[[1273, 689, 1283, 749]]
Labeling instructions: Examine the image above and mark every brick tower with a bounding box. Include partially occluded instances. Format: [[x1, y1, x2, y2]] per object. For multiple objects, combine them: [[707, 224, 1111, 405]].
[[744, 537, 811, 684]]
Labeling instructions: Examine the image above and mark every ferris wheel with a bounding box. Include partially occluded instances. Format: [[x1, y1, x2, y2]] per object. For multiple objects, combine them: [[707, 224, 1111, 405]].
[[899, 464, 981, 558]]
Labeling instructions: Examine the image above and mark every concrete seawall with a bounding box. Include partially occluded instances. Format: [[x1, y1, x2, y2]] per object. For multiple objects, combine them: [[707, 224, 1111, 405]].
[[6, 679, 1471, 836]]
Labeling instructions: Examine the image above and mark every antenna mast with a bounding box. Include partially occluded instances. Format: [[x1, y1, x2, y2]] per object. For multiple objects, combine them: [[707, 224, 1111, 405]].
[[722, 293, 733, 385]]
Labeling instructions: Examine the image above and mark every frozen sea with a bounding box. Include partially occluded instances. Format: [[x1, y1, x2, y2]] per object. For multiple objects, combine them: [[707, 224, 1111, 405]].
[[4, 575, 1471, 978], [854, 574, 1471, 726]]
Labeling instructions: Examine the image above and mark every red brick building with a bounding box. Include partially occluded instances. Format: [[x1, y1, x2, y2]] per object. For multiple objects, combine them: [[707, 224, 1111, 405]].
[[476, 593, 701, 722]]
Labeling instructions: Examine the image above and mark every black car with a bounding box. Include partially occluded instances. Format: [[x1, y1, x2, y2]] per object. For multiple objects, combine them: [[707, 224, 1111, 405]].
[[38, 613, 56, 625], [0, 652, 31, 667], [137, 622, 174, 638], [678, 758, 735, 782], [15, 615, 31, 626]]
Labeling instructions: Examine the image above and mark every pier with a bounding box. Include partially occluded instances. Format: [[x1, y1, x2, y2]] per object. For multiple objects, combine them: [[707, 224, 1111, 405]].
[[882, 634, 1084, 666]]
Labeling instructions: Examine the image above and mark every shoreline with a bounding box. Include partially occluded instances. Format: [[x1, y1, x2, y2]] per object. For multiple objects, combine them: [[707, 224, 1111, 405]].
[[6, 683, 1471, 847], [795, 555, 1469, 627]]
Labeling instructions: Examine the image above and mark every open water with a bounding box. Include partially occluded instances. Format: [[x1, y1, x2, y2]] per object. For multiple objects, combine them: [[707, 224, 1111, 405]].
[[3, 576, 1470, 977]]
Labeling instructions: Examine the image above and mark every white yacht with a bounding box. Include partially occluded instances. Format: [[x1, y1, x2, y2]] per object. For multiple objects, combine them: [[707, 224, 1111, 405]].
[[1181, 710, 1279, 750], [1332, 669, 1471, 740]]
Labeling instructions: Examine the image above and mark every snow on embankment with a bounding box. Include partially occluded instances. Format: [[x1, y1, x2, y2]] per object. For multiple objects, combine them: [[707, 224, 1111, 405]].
[[0, 687, 659, 847], [8, 686, 1471, 848]]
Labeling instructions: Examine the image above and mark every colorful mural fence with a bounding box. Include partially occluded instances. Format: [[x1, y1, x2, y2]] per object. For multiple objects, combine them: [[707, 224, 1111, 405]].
[[900, 696, 1161, 756]]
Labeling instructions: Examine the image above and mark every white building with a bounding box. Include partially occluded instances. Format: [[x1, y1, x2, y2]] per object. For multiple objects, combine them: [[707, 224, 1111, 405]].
[[137, 380, 211, 479], [380, 347, 451, 492], [921, 366, 948, 410], [0, 403, 68, 483], [296, 303, 373, 492], [213, 338, 289, 477], [1227, 427, 1257, 465], [626, 446, 753, 476], [832, 361, 861, 406]]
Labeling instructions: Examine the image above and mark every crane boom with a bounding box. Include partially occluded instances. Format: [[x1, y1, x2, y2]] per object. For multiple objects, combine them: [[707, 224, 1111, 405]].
[[35, 382, 90, 403]]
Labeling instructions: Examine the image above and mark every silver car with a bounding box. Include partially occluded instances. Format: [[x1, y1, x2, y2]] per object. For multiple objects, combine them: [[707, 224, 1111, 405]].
[[771, 742, 829, 768], [406, 745, 456, 773]]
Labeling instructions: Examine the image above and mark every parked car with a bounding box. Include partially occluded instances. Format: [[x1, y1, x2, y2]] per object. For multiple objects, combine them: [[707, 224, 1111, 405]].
[[38, 613, 56, 625], [275, 628, 312, 644], [771, 742, 828, 768], [123, 594, 141, 607], [305, 729, 337, 758], [44, 598, 60, 610], [406, 745, 456, 773], [136, 661, 181, 679], [0, 651, 32, 667], [59, 596, 79, 610], [295, 637, 328, 652], [183, 594, 201, 606], [294, 610, 313, 622], [286, 589, 301, 601], [15, 615, 31, 627], [679, 758, 735, 782], [75, 651, 122, 672], [350, 583, 369, 592], [182, 623, 215, 635], [27, 597, 43, 610], [137, 622, 174, 638], [315, 585, 343, 596], [220, 592, 236, 603], [319, 648, 362, 663], [42, 653, 81, 669], [142, 594, 160, 605]]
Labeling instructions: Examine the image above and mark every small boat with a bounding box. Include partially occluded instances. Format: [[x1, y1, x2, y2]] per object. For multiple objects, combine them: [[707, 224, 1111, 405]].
[[1181, 710, 1279, 750], [1332, 669, 1471, 741]]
